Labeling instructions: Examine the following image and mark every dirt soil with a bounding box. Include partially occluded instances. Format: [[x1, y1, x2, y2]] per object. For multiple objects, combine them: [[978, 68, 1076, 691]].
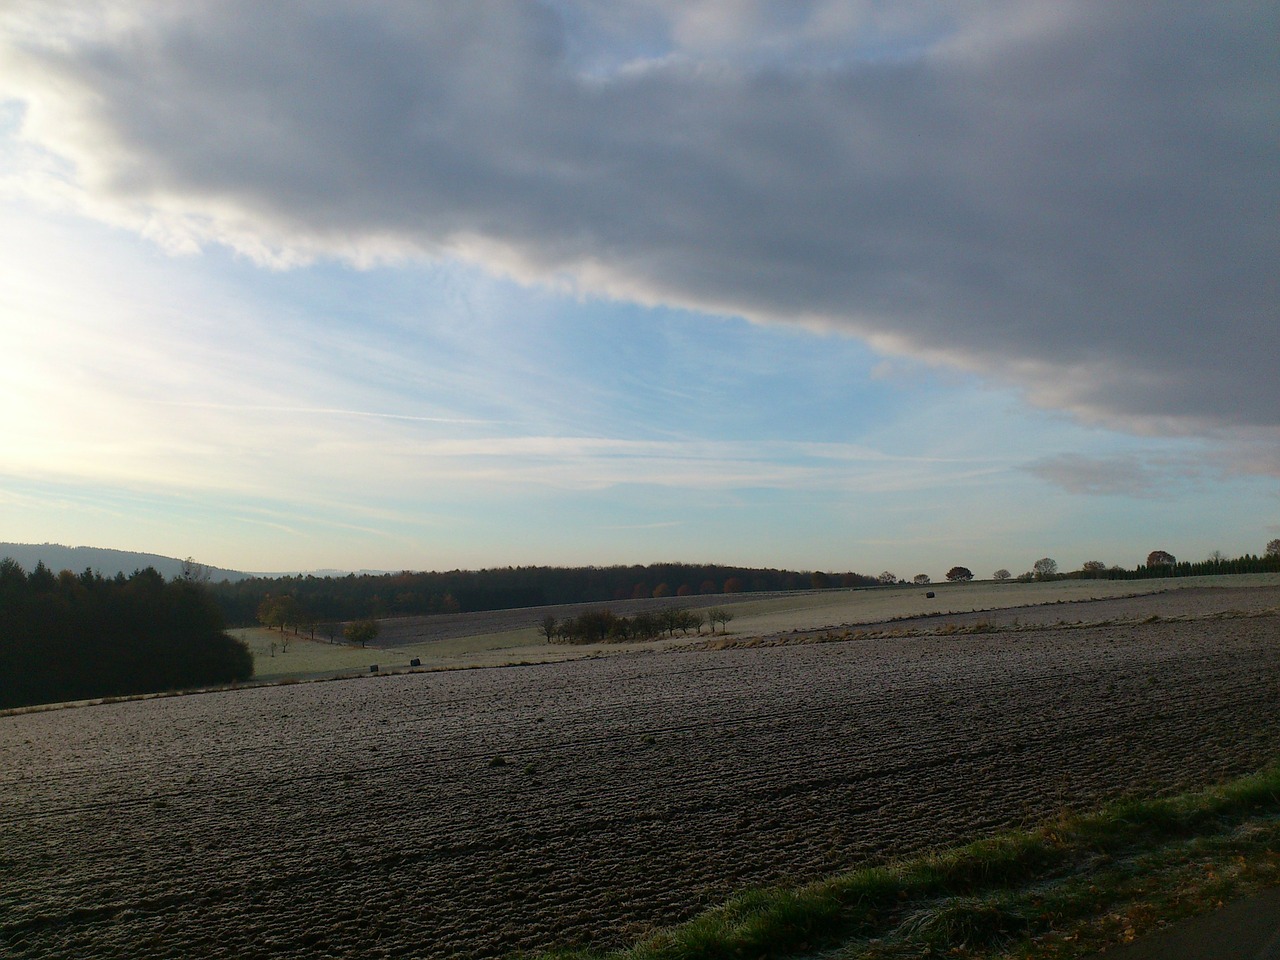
[[2, 585, 1278, 959]]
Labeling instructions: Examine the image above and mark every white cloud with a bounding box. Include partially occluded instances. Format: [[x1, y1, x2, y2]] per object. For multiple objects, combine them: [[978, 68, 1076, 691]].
[[1, 0, 1276, 440]]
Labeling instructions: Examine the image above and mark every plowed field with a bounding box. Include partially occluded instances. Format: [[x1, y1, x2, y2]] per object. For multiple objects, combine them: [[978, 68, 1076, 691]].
[[3, 586, 1279, 958]]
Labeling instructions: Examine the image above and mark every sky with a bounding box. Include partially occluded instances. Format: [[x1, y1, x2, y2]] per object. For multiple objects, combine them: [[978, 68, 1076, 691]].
[[0, 0, 1277, 580]]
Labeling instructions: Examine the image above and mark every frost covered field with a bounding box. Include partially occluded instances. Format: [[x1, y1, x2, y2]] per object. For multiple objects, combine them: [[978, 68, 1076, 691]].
[[3, 583, 1279, 959]]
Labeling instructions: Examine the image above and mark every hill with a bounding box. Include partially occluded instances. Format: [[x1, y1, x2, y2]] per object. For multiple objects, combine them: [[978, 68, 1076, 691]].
[[0, 543, 252, 582]]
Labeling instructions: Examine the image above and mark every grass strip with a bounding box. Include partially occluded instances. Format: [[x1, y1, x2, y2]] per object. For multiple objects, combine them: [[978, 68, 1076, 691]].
[[526, 763, 1280, 960]]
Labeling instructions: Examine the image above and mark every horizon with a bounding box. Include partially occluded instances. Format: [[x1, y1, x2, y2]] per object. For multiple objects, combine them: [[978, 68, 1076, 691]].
[[4, 540, 1273, 590], [2, 3, 1277, 579]]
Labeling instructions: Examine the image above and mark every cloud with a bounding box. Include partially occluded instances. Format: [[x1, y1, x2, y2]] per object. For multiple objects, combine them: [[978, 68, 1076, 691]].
[[1026, 452, 1210, 498], [2, 0, 1277, 433]]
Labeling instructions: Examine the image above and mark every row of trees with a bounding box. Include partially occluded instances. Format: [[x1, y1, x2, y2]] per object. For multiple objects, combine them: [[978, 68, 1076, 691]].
[[988, 545, 1280, 583], [0, 560, 253, 709], [227, 541, 1280, 634], [878, 567, 974, 585], [210, 563, 879, 627], [878, 542, 1280, 588], [255, 594, 381, 649], [542, 607, 734, 645]]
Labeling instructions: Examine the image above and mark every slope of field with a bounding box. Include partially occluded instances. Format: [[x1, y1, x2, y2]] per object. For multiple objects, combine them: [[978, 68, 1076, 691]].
[[245, 573, 1280, 683], [3, 583, 1278, 959]]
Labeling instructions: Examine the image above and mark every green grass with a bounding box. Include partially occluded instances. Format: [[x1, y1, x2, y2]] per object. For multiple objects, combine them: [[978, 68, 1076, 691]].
[[526, 763, 1280, 960], [241, 626, 545, 682]]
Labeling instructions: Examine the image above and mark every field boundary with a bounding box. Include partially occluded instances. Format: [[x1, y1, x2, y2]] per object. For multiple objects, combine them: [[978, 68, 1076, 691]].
[[530, 763, 1280, 960]]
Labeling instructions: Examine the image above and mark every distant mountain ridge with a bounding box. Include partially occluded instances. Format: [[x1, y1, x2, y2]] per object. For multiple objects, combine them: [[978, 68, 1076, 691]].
[[0, 543, 394, 581], [0, 543, 253, 582]]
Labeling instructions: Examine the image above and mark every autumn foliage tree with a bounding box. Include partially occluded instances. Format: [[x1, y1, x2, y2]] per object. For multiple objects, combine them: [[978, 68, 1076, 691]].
[[1146, 550, 1177, 568], [343, 619, 380, 647]]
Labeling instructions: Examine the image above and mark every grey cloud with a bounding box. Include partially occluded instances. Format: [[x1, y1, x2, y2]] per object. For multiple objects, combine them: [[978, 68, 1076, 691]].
[[1026, 453, 1201, 498], [4, 0, 1278, 431]]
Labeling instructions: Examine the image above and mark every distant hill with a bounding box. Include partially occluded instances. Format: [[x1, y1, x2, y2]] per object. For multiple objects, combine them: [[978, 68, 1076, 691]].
[[0, 543, 253, 582]]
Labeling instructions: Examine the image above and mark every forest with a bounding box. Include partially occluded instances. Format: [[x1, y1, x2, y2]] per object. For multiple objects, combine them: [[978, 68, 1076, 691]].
[[209, 562, 880, 627], [0, 560, 253, 709], [210, 550, 1280, 630]]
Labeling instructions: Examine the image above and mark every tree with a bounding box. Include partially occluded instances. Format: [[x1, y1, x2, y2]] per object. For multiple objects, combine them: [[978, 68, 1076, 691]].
[[344, 619, 380, 647], [1146, 550, 1177, 567], [676, 609, 704, 635], [912, 574, 931, 585], [1081, 560, 1107, 578], [539, 614, 558, 644], [706, 608, 733, 634], [1033, 558, 1059, 580], [0, 562, 251, 709], [993, 569, 1012, 581], [1207, 550, 1227, 564], [1267, 539, 1280, 558], [180, 557, 212, 583], [945, 566, 974, 582], [257, 595, 285, 633], [877, 571, 897, 585]]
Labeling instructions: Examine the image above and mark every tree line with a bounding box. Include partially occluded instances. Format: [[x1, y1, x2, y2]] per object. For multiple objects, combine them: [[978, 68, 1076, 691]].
[[986, 546, 1280, 583], [1091, 549, 1280, 581], [209, 563, 878, 627], [0, 559, 253, 710]]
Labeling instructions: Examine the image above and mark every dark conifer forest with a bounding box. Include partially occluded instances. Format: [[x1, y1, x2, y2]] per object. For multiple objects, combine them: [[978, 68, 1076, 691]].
[[0, 560, 252, 709]]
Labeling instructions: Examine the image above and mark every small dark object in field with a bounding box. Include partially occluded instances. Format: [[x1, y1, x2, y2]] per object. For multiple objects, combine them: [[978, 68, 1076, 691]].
[[926, 592, 936, 599], [370, 665, 379, 673], [488, 756, 507, 768], [409, 658, 421, 667]]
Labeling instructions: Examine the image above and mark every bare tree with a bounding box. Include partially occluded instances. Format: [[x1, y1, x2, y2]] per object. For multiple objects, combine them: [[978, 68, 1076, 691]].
[[539, 614, 558, 644], [993, 568, 1012, 581], [179, 557, 211, 583], [912, 573, 931, 585], [706, 608, 733, 634], [1033, 558, 1059, 580], [1267, 539, 1280, 558]]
